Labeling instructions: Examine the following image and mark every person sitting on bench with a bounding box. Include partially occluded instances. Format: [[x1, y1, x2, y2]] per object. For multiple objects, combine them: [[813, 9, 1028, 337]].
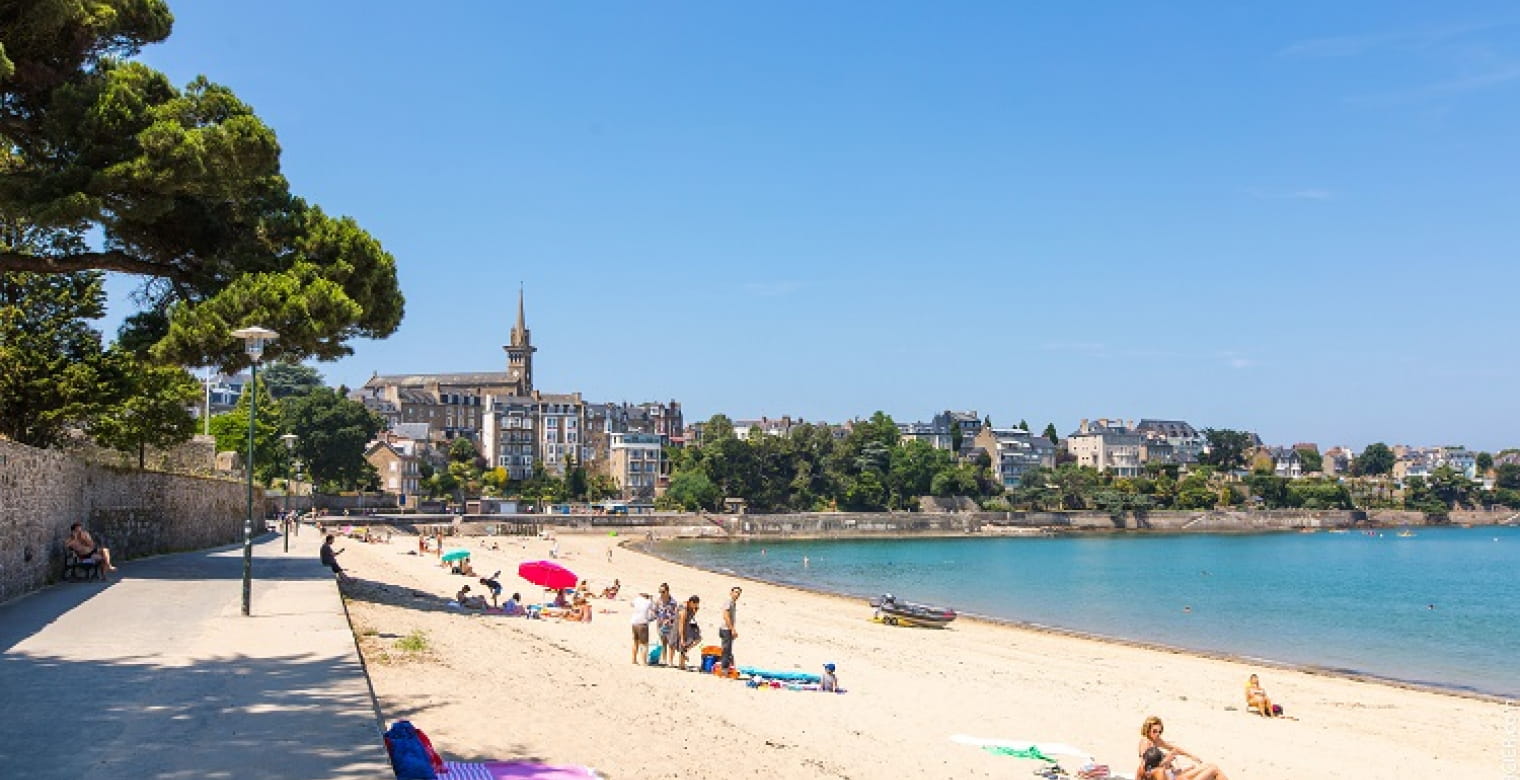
[[67, 522, 117, 578]]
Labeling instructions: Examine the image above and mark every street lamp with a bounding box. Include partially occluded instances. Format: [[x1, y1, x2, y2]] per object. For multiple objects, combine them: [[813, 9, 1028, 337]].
[[281, 433, 299, 553], [232, 325, 278, 617]]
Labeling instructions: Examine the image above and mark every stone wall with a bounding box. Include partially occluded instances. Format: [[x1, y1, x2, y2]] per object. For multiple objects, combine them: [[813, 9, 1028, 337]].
[[0, 440, 250, 604]]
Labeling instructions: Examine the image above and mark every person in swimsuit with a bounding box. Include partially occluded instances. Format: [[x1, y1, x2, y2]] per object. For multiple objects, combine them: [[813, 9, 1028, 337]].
[[1244, 674, 1277, 717], [1137, 716, 1231, 780], [67, 523, 117, 577], [673, 595, 701, 670]]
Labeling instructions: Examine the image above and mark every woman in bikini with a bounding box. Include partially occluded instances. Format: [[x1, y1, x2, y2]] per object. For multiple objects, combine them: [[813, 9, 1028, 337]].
[[1137, 716, 1230, 780], [1244, 674, 1277, 717], [67, 523, 117, 577]]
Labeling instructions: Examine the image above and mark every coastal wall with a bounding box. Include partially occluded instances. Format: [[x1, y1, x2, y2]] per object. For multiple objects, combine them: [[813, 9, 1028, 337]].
[[0, 440, 250, 604], [361, 506, 1516, 541]]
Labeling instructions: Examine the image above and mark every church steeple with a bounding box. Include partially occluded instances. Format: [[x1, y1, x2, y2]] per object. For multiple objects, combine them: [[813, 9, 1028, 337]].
[[510, 285, 529, 347], [504, 283, 536, 395]]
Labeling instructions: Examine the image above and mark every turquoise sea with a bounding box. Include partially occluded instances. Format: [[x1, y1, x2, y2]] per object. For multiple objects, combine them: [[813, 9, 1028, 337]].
[[657, 525, 1520, 699]]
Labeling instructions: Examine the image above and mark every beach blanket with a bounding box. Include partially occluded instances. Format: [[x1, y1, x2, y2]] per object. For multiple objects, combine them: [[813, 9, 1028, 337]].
[[736, 666, 820, 683], [442, 761, 600, 779]]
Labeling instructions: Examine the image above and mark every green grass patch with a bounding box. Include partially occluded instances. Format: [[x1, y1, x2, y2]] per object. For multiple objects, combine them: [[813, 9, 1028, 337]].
[[395, 630, 429, 653]]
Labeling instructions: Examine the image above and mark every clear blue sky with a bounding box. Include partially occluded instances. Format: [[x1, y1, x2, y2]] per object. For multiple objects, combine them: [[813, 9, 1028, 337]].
[[106, 2, 1520, 451]]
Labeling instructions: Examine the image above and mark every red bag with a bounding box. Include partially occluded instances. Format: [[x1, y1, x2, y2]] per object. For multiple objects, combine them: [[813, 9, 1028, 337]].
[[415, 727, 446, 775]]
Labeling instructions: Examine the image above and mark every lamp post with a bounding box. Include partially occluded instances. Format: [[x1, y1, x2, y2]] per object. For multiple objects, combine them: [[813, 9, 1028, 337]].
[[281, 433, 298, 553], [232, 326, 278, 616]]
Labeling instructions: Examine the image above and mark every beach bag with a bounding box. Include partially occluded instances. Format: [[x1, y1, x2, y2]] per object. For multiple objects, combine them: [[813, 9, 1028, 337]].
[[1272, 704, 1284, 716], [648, 645, 663, 665], [384, 720, 443, 779]]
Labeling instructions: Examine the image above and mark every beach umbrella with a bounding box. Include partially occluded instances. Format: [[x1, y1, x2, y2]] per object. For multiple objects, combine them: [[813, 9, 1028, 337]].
[[441, 549, 471, 563], [518, 560, 577, 590]]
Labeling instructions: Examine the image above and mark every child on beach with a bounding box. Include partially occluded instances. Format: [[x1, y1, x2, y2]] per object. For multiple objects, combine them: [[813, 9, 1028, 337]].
[[820, 663, 838, 692]]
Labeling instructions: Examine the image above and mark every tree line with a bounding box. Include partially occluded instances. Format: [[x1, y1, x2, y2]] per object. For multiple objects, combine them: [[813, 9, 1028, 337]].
[[653, 416, 1518, 514]]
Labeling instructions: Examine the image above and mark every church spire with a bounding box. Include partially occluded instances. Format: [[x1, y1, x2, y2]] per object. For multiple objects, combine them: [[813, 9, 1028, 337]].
[[504, 283, 536, 395], [510, 283, 529, 347]]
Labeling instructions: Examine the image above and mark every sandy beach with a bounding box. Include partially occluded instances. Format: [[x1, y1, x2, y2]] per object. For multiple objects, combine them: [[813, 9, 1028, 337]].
[[337, 529, 1512, 779]]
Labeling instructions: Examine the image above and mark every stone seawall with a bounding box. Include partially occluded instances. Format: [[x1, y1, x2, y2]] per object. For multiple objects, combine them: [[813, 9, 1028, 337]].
[[0, 440, 250, 604]]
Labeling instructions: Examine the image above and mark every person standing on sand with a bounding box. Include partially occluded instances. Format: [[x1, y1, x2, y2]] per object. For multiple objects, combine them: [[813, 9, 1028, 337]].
[[629, 591, 654, 664], [719, 586, 742, 672], [674, 595, 701, 670], [653, 583, 677, 666]]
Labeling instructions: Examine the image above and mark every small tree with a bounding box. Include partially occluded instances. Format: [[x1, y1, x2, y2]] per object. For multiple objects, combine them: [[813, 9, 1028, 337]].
[[90, 355, 200, 467]]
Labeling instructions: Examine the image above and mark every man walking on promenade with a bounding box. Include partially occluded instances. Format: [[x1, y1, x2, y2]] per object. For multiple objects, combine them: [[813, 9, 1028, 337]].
[[719, 586, 741, 673]]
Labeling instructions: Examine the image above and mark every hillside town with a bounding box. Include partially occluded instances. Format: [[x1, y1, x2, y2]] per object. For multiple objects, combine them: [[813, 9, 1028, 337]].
[[186, 292, 1517, 516]]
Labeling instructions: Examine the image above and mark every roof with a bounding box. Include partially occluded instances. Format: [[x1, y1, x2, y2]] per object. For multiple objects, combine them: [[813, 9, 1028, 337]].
[[366, 371, 515, 388]]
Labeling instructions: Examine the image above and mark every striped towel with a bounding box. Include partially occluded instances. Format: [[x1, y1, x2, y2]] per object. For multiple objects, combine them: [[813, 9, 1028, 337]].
[[441, 760, 601, 779], [442, 762, 496, 780]]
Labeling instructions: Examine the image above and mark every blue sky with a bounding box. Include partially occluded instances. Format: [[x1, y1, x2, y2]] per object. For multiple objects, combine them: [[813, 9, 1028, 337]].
[[104, 2, 1520, 451]]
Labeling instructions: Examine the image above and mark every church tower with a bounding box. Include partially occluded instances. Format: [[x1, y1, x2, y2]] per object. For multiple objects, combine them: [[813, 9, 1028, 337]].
[[504, 285, 536, 395]]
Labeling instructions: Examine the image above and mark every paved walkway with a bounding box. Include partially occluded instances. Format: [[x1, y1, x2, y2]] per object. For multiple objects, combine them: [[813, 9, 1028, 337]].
[[0, 530, 392, 779]]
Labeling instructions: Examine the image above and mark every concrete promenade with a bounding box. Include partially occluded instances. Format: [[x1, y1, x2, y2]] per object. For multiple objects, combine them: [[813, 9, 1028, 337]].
[[0, 530, 392, 779]]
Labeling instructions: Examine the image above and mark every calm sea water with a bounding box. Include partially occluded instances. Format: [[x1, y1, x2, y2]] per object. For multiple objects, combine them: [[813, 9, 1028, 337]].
[[657, 526, 1520, 698]]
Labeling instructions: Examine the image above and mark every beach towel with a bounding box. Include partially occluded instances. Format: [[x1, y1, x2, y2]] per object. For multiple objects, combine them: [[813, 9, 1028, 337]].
[[441, 761, 600, 779], [983, 745, 1056, 763]]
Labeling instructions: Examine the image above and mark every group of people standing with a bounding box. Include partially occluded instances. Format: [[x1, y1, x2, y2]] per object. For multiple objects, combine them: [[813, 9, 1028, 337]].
[[629, 583, 742, 673]]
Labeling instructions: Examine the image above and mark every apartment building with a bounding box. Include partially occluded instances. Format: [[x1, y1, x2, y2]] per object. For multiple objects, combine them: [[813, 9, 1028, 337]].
[[1066, 418, 1143, 477], [608, 432, 663, 501], [974, 427, 1057, 489]]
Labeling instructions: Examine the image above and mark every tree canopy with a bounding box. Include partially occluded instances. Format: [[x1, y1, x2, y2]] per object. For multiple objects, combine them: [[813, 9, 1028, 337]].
[[1355, 442, 1395, 476], [0, 1, 404, 371], [1199, 428, 1255, 471]]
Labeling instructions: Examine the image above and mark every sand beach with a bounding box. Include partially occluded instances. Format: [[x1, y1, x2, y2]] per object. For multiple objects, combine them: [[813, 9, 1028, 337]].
[[337, 530, 1511, 779]]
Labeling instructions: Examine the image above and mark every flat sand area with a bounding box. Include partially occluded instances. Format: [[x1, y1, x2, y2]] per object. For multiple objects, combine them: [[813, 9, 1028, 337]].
[[338, 530, 1511, 778]]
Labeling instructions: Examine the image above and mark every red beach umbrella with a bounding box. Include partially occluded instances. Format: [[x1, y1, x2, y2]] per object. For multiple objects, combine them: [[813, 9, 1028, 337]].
[[517, 560, 578, 590]]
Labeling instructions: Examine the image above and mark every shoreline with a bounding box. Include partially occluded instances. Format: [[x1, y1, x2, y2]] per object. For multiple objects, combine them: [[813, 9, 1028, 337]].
[[636, 535, 1515, 704], [340, 529, 1509, 778]]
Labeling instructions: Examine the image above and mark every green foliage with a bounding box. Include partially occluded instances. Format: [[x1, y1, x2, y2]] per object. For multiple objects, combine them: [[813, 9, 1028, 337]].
[[1295, 447, 1323, 474], [395, 630, 429, 653], [1476, 452, 1494, 473], [89, 354, 200, 467], [1285, 478, 1353, 510], [1042, 423, 1059, 445], [448, 437, 478, 464], [208, 376, 283, 483], [1496, 464, 1520, 491], [702, 414, 736, 444], [1355, 443, 1395, 476], [0, 269, 112, 446], [1199, 428, 1254, 471], [658, 470, 720, 511], [281, 387, 384, 491], [0, 3, 404, 370], [261, 362, 324, 399]]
